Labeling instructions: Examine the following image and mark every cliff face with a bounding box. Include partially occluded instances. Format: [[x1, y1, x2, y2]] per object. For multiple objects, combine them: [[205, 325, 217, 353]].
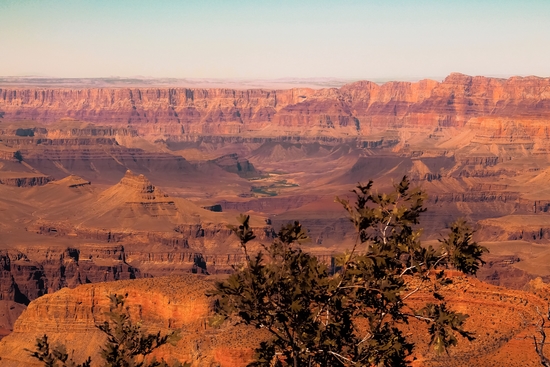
[[0, 242, 256, 337], [0, 175, 52, 187], [0, 247, 138, 305], [0, 276, 259, 367], [1, 74, 549, 137], [0, 170, 273, 313], [0, 275, 549, 367]]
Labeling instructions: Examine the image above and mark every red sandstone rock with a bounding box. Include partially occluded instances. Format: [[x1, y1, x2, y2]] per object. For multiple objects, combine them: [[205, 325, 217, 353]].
[[0, 275, 549, 366], [1, 74, 549, 138]]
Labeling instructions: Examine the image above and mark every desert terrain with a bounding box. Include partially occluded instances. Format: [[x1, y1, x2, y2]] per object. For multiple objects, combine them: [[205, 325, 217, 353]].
[[1, 73, 550, 364], [1, 274, 550, 366]]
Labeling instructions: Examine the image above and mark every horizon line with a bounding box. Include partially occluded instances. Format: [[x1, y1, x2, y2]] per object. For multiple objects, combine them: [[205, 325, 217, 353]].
[[0, 72, 548, 90]]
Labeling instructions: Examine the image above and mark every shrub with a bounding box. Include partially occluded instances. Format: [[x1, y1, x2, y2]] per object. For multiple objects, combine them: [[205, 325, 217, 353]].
[[212, 176, 487, 367], [29, 294, 187, 367], [13, 150, 23, 162]]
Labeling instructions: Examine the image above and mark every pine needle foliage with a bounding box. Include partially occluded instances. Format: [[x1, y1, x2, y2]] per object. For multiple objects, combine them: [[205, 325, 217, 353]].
[[28, 334, 92, 367], [97, 294, 183, 367], [212, 176, 488, 367], [29, 294, 187, 367]]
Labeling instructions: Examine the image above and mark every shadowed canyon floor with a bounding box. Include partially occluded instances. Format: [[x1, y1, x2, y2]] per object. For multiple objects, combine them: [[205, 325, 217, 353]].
[[1, 74, 550, 359]]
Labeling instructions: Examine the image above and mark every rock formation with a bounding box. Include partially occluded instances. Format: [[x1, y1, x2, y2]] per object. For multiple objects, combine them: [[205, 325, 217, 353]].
[[0, 74, 549, 139], [2, 73, 550, 346], [209, 153, 260, 178], [0, 169, 273, 327], [0, 275, 549, 366]]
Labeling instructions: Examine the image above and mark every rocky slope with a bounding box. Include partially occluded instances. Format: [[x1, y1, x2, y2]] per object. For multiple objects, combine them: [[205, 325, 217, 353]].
[[0, 276, 260, 367], [0, 275, 549, 367], [0, 170, 273, 329]]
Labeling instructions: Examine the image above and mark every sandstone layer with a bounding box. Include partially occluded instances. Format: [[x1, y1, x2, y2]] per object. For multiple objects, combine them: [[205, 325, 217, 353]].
[[0, 276, 258, 367], [1, 275, 550, 366], [1, 73, 549, 139]]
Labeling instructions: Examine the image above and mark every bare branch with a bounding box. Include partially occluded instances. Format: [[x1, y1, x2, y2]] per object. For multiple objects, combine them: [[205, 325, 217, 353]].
[[381, 215, 392, 245], [357, 332, 373, 345], [400, 263, 423, 277], [402, 287, 421, 301], [326, 350, 357, 365], [533, 304, 550, 367]]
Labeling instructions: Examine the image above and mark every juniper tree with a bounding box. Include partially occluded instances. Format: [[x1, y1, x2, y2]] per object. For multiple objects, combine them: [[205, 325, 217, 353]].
[[30, 294, 186, 367], [13, 150, 23, 162], [212, 176, 487, 367], [28, 335, 91, 367]]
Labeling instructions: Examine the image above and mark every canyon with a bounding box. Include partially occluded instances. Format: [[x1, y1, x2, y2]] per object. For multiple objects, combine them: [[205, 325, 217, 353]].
[[1, 73, 550, 136], [1, 73, 550, 364], [1, 274, 550, 366]]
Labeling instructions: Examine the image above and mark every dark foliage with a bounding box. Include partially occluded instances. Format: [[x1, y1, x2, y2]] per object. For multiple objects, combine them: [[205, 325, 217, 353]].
[[29, 294, 187, 367], [13, 150, 23, 162], [212, 176, 488, 367], [15, 128, 35, 137], [28, 334, 91, 367]]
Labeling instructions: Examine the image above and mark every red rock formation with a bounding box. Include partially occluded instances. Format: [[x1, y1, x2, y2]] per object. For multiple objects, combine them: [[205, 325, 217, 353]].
[[1, 74, 549, 137], [0, 247, 138, 305], [0, 275, 549, 366], [0, 175, 52, 187], [209, 153, 259, 178], [0, 276, 259, 367]]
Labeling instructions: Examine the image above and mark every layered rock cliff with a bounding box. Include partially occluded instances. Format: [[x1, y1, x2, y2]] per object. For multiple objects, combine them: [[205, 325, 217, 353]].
[[0, 275, 549, 367], [0, 276, 258, 366], [0, 175, 52, 187], [1, 74, 549, 138], [0, 246, 138, 305]]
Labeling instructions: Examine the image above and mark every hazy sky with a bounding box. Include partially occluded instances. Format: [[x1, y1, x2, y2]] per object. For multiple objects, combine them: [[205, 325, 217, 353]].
[[1, 0, 549, 80]]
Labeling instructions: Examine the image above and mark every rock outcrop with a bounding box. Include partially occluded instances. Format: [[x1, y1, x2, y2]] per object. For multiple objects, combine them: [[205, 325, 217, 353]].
[[0, 246, 138, 305], [209, 154, 260, 178], [0, 175, 52, 187], [0, 276, 261, 367], [0, 169, 274, 318], [1, 74, 550, 138], [0, 275, 549, 366]]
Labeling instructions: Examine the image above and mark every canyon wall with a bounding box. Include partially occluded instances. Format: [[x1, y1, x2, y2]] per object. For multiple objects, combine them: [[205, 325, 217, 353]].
[[0, 246, 139, 305], [0, 276, 259, 367], [1, 275, 549, 367], [1, 73, 549, 137]]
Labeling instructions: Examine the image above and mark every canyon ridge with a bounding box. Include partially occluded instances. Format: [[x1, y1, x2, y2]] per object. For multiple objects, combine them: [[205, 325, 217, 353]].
[[1, 73, 550, 365]]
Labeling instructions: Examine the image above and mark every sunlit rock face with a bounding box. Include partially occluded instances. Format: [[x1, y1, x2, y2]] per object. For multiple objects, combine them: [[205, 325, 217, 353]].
[[0, 275, 549, 367], [1, 73, 550, 351], [1, 73, 549, 138]]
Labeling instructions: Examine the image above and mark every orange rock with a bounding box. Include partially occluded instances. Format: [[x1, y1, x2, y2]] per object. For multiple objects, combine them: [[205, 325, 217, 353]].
[[0, 275, 549, 366], [1, 74, 550, 138]]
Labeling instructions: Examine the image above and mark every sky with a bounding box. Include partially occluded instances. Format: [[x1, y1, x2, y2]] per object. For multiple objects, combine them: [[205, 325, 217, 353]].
[[0, 0, 549, 80]]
